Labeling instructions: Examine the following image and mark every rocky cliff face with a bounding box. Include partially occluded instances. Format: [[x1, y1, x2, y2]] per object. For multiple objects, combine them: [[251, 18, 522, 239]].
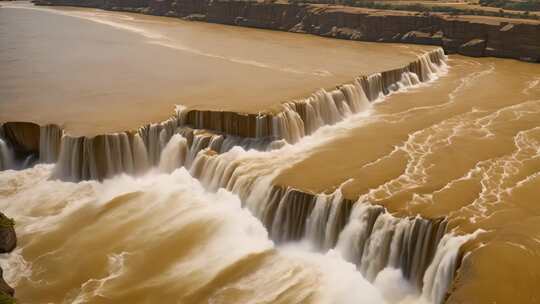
[[35, 0, 540, 62]]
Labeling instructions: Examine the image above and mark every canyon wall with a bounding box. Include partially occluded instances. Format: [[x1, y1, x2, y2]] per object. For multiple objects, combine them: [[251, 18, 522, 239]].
[[35, 0, 540, 62]]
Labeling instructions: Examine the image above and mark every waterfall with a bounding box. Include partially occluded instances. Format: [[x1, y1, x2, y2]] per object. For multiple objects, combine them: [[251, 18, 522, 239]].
[[138, 115, 180, 165], [421, 231, 483, 304], [266, 48, 447, 144], [52, 115, 181, 180], [158, 134, 188, 173], [0, 138, 14, 171], [177, 139, 466, 302], [2, 48, 447, 181], [181, 48, 446, 145], [0, 46, 474, 303], [0, 123, 11, 170], [39, 124, 63, 163], [179, 142, 472, 304], [39, 47, 451, 300], [51, 123, 280, 181], [0, 123, 60, 170], [306, 193, 342, 250], [335, 203, 447, 288], [245, 184, 450, 293], [184, 131, 215, 168], [249, 185, 477, 304]]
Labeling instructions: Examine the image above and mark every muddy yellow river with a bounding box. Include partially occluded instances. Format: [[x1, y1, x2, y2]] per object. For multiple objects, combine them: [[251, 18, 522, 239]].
[[1, 2, 539, 304]]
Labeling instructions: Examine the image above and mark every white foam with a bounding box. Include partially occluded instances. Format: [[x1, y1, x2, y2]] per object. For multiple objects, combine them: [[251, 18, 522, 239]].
[[0, 248, 33, 288], [158, 134, 188, 173], [72, 252, 130, 304], [523, 77, 540, 95], [280, 245, 387, 304], [374, 268, 420, 304], [0, 166, 400, 303], [421, 230, 484, 304]]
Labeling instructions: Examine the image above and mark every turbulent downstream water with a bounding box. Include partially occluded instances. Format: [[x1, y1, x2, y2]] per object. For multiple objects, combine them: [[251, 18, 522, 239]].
[[0, 167, 395, 304], [1, 2, 540, 304]]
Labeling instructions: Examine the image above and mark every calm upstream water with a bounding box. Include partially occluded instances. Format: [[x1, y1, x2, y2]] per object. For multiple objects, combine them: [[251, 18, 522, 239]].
[[1, 2, 540, 304], [0, 2, 432, 136]]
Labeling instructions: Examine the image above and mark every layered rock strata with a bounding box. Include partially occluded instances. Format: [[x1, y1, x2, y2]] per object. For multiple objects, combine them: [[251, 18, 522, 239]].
[[35, 0, 540, 62]]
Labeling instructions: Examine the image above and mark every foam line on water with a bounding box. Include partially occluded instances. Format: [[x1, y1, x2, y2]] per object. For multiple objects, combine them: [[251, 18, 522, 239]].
[[3, 4, 165, 39], [150, 40, 333, 76]]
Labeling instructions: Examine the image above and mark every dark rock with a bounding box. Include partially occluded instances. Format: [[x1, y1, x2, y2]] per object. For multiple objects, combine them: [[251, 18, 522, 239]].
[[459, 39, 487, 57], [0, 213, 16, 301], [0, 213, 16, 254], [402, 30, 442, 45], [32, 0, 53, 5], [183, 14, 206, 22], [0, 268, 14, 298]]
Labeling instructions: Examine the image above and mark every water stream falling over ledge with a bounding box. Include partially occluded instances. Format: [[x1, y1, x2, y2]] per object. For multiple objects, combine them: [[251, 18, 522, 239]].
[[175, 142, 481, 304], [0, 48, 447, 180], [0, 47, 480, 304]]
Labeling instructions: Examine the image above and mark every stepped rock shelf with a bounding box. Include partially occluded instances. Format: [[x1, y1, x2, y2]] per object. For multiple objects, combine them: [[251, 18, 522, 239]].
[[0, 47, 459, 304], [34, 0, 540, 63], [0, 1, 447, 177], [0, 39, 457, 301], [0, 47, 447, 180]]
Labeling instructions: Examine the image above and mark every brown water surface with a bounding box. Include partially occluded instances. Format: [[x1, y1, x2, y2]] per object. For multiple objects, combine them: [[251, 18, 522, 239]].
[[2, 3, 540, 304], [276, 55, 540, 303], [0, 2, 434, 136]]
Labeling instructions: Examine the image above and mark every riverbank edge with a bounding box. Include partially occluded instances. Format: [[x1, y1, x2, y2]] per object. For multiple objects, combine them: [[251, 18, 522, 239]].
[[32, 0, 540, 63]]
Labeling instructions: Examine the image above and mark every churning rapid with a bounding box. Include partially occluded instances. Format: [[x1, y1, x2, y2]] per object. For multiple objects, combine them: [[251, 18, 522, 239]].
[[1, 45, 471, 303], [0, 166, 394, 304], [1, 2, 540, 304]]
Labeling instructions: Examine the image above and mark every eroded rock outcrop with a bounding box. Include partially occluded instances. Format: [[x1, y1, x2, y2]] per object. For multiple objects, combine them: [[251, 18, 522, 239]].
[[0, 217, 15, 254], [34, 0, 540, 62], [0, 213, 16, 302]]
